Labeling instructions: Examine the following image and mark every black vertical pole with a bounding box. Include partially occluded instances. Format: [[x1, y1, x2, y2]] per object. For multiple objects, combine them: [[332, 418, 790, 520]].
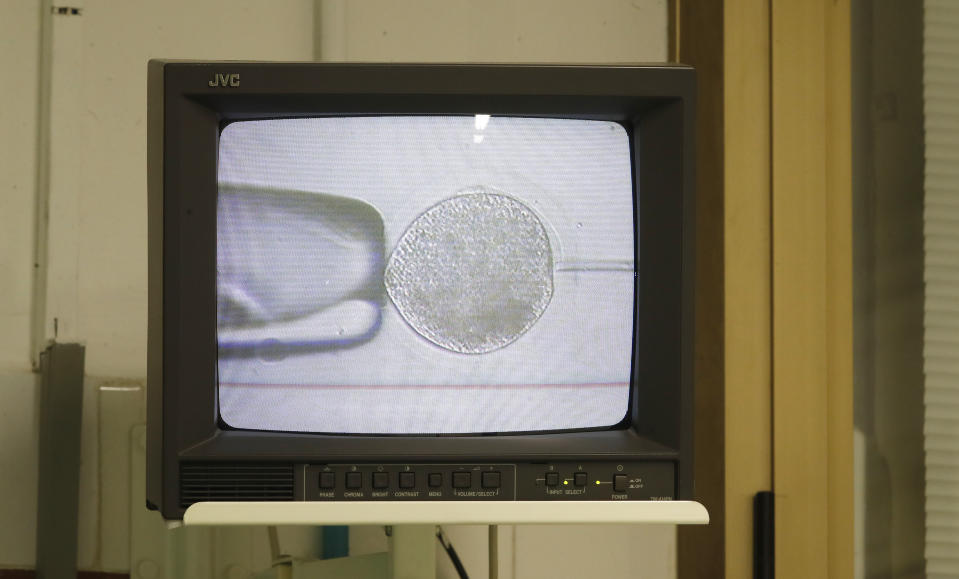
[[754, 491, 775, 579]]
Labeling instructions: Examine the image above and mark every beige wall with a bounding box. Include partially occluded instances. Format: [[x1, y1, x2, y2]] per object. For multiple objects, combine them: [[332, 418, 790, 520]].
[[319, 0, 667, 63], [0, 2, 44, 563], [0, 2, 40, 372]]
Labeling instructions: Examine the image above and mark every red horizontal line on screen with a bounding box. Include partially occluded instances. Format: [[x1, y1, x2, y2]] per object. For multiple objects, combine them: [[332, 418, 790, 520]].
[[220, 382, 629, 390]]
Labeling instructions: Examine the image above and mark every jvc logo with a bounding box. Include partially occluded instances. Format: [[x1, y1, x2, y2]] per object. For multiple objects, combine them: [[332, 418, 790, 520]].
[[209, 73, 240, 87]]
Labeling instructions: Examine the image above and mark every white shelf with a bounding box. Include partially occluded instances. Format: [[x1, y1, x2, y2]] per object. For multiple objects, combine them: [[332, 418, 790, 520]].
[[183, 500, 709, 526]]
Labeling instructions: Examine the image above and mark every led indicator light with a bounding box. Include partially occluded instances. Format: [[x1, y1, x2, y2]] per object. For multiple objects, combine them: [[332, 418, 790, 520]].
[[563, 480, 568, 485], [596, 480, 601, 485]]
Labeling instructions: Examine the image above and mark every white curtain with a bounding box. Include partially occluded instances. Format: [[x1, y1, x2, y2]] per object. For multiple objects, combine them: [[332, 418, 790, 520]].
[[924, 1, 959, 577]]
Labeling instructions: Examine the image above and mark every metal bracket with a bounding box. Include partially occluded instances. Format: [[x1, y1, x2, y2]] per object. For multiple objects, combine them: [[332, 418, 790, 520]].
[[51, 6, 83, 15], [35, 343, 85, 578]]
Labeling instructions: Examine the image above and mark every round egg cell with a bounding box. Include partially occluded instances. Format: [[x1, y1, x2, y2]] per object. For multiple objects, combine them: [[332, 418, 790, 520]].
[[385, 187, 554, 354]]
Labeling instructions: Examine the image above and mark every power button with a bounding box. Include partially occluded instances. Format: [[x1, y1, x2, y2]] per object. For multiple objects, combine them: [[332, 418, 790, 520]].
[[613, 474, 627, 493]]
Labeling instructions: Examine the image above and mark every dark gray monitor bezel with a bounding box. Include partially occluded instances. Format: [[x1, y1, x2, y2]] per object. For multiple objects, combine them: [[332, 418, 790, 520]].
[[147, 61, 695, 519]]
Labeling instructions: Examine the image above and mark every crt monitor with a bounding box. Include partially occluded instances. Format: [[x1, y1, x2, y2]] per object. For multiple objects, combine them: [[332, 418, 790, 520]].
[[147, 62, 695, 520]]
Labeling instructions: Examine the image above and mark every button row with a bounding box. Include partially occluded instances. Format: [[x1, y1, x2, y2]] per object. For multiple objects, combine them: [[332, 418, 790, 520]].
[[545, 471, 589, 486], [320, 471, 501, 490], [543, 472, 630, 492]]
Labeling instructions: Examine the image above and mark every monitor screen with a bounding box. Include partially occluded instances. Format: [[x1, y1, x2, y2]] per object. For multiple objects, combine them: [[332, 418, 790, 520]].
[[216, 115, 635, 434]]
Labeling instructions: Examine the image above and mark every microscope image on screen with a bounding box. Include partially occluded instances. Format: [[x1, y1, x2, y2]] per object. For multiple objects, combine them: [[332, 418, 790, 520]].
[[217, 186, 386, 352], [215, 115, 636, 434], [217, 184, 555, 357]]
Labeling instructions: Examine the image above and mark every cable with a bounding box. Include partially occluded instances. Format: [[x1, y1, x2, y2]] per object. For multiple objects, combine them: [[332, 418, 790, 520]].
[[489, 525, 498, 579], [267, 526, 293, 579], [436, 526, 470, 579], [267, 525, 281, 561]]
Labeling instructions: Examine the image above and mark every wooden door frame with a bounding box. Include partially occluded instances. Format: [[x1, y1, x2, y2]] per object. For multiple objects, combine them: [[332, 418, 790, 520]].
[[675, 1, 853, 577]]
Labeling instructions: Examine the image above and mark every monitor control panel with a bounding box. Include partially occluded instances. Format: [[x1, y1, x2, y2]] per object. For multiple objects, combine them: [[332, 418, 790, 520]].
[[301, 461, 675, 501]]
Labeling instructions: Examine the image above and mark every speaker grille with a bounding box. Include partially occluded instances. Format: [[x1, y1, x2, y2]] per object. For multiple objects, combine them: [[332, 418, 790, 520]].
[[179, 463, 294, 508]]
